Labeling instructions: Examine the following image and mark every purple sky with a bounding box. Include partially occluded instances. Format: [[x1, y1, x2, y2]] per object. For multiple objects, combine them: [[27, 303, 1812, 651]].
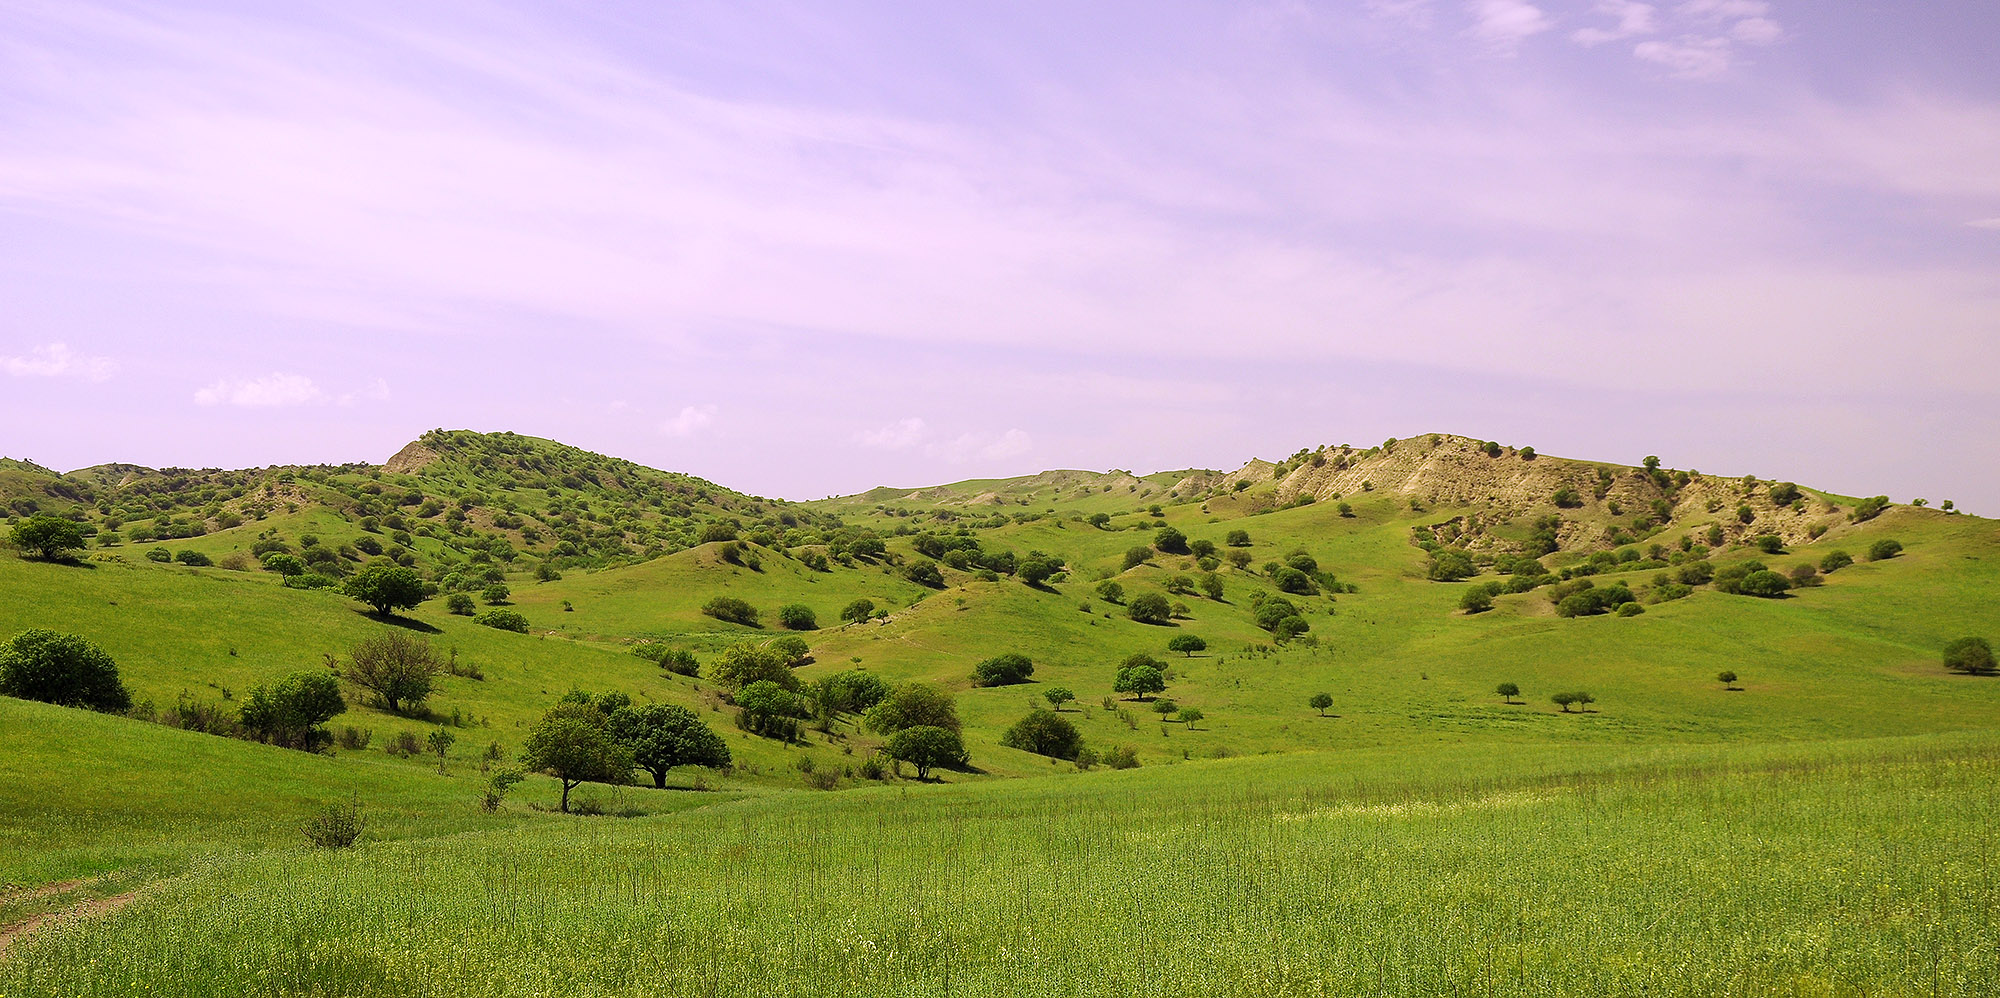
[[3, 1, 1997, 508]]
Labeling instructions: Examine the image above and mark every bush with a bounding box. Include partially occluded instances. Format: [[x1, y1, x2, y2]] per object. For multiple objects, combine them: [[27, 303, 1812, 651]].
[[342, 632, 442, 714], [1819, 551, 1854, 573], [302, 797, 365, 849], [475, 609, 531, 633], [839, 599, 875, 624], [239, 671, 345, 751], [482, 583, 511, 604], [1616, 602, 1645, 617], [701, 596, 760, 627], [634, 644, 700, 676], [971, 653, 1034, 687], [1001, 708, 1083, 760], [1225, 530, 1251, 547], [174, 549, 212, 567], [1154, 527, 1190, 555], [9, 515, 86, 560], [335, 725, 372, 750], [1095, 580, 1124, 604], [1737, 570, 1792, 598], [1122, 547, 1152, 570], [1850, 496, 1890, 522], [903, 560, 945, 588], [1867, 539, 1903, 561], [1102, 745, 1140, 769], [1943, 637, 1995, 676], [446, 593, 476, 615], [818, 670, 891, 714], [284, 573, 341, 591], [1272, 566, 1317, 595], [886, 725, 967, 779], [145, 546, 172, 563], [1458, 589, 1493, 614], [777, 604, 818, 630], [1127, 592, 1172, 625], [1754, 535, 1784, 554], [1427, 551, 1475, 582], [0, 629, 132, 712], [864, 682, 960, 734]]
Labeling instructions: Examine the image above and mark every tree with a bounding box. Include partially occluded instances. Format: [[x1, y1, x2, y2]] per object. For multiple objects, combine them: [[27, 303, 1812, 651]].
[[482, 583, 511, 604], [520, 703, 631, 813], [0, 629, 131, 712], [1177, 707, 1204, 728], [1769, 482, 1802, 505], [1310, 692, 1333, 716], [608, 703, 732, 788], [344, 563, 427, 617], [1043, 686, 1076, 711], [261, 553, 306, 577], [1754, 535, 1784, 554], [840, 598, 876, 624], [1552, 692, 1579, 712], [1154, 526, 1190, 555], [887, 725, 967, 780], [1167, 634, 1208, 657], [1576, 692, 1597, 711], [1199, 573, 1224, 600], [1000, 708, 1083, 759], [1150, 698, 1178, 722], [1097, 580, 1126, 604], [702, 596, 761, 626], [1128, 592, 1172, 625], [446, 593, 476, 615], [971, 652, 1035, 687], [1643, 455, 1661, 471], [1717, 670, 1740, 689], [904, 560, 945, 588], [1123, 547, 1152, 570], [710, 643, 797, 690], [239, 671, 345, 750], [426, 727, 456, 774], [341, 632, 441, 715], [1943, 637, 1995, 676], [1114, 661, 1167, 701], [1017, 553, 1063, 587], [865, 682, 961, 734], [1427, 551, 1475, 582], [9, 515, 86, 561], [777, 604, 818, 630], [1867, 539, 1903, 561], [1225, 529, 1251, 547], [1738, 570, 1791, 598], [1459, 589, 1493, 614], [476, 609, 531, 633], [1225, 550, 1254, 571]]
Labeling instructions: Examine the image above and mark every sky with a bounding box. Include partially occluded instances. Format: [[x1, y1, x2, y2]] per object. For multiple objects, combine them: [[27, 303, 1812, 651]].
[[2, 0, 1997, 509]]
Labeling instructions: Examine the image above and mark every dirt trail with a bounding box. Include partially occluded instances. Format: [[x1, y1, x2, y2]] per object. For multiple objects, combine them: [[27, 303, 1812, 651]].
[[0, 886, 139, 958]]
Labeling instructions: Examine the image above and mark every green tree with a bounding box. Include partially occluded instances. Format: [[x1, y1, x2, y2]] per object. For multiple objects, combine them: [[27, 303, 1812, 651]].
[[1552, 692, 1580, 712], [343, 563, 427, 617], [1167, 634, 1208, 657], [887, 725, 967, 780], [0, 629, 131, 712], [1127, 592, 1172, 625], [475, 609, 530, 633], [1738, 570, 1791, 598], [903, 560, 945, 588], [1043, 686, 1076, 711], [1114, 661, 1167, 700], [777, 604, 818, 630], [1717, 670, 1740, 689], [840, 598, 876, 624], [709, 643, 797, 690], [1176, 707, 1204, 728], [341, 632, 441, 715], [239, 671, 345, 750], [817, 670, 891, 715], [1154, 527, 1190, 555], [701, 596, 760, 626], [1000, 708, 1083, 759], [446, 593, 476, 615], [1225, 529, 1251, 547], [260, 553, 306, 577], [1017, 553, 1064, 587], [1122, 547, 1152, 570], [865, 682, 961, 734], [971, 652, 1035, 687], [1819, 551, 1854, 573], [1199, 573, 1224, 600], [1868, 539, 1903, 561], [9, 515, 86, 561], [1459, 588, 1493, 614], [1097, 579, 1126, 605], [482, 583, 511, 604], [520, 703, 632, 813], [1495, 682, 1520, 704], [426, 727, 456, 774], [1427, 551, 1475, 582], [607, 703, 731, 788], [1754, 535, 1784, 554], [1309, 692, 1333, 716], [1943, 637, 1995, 676], [1225, 550, 1254, 571]]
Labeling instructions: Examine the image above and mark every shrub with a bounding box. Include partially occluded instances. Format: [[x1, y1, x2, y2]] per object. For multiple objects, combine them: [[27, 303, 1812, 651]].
[[971, 653, 1034, 687], [635, 643, 700, 676], [1272, 566, 1317, 595], [710, 643, 797, 690], [343, 563, 426, 616], [1850, 496, 1890, 522], [1943, 637, 1995, 676], [342, 632, 441, 714], [174, 549, 212, 567], [1867, 539, 1903, 561], [1788, 564, 1820, 587], [1427, 551, 1475, 582], [767, 635, 812, 667], [1737, 570, 1792, 598], [701, 596, 760, 626], [886, 725, 967, 779], [1154, 527, 1190, 555], [1769, 482, 1801, 505], [335, 725, 372, 750], [1127, 592, 1172, 625], [839, 599, 875, 624], [9, 515, 86, 560], [903, 560, 945, 588], [0, 629, 132, 712], [777, 604, 818, 630], [482, 583, 511, 604], [145, 546, 172, 563], [302, 797, 365, 849], [1102, 745, 1140, 769], [1616, 601, 1645, 617], [475, 609, 530, 633], [1459, 589, 1493, 614], [239, 671, 345, 751], [1096, 580, 1125, 604], [1000, 708, 1083, 760], [1123, 547, 1152, 570], [1754, 535, 1784, 554], [864, 682, 960, 734], [1819, 551, 1854, 573], [1225, 529, 1251, 547], [446, 593, 476, 615]]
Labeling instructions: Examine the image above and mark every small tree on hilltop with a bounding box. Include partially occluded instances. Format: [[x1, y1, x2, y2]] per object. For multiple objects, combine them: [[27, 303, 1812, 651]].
[[9, 515, 86, 561], [342, 632, 442, 715], [1552, 692, 1579, 713], [1167, 635, 1207, 657], [1115, 661, 1167, 701], [520, 703, 632, 813], [1310, 692, 1333, 716], [1495, 682, 1520, 704], [344, 563, 427, 617], [607, 703, 732, 788], [1943, 637, 1995, 676], [1717, 670, 1740, 690], [0, 629, 131, 712], [887, 725, 967, 780], [1043, 686, 1075, 711]]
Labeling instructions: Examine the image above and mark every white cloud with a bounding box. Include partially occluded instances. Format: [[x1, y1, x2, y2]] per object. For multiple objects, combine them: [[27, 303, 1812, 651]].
[[1467, 0, 1553, 48], [1365, 0, 1436, 28], [856, 418, 929, 450], [1968, 219, 2000, 230], [1634, 36, 1734, 78], [1572, 1, 1657, 46], [1730, 16, 1782, 44], [1678, 0, 1769, 20], [660, 404, 717, 437], [1, 342, 115, 381], [982, 429, 1033, 460], [193, 372, 326, 407]]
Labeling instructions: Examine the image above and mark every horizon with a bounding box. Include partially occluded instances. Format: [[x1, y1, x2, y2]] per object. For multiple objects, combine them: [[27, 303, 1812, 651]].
[[4, 2, 1997, 509]]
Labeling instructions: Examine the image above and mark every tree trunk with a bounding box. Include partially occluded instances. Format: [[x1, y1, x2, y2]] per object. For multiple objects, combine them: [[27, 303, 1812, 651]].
[[652, 769, 668, 789], [561, 779, 573, 813]]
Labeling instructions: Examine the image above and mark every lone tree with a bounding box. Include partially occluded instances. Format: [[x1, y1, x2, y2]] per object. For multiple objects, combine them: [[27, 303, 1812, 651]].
[[887, 725, 967, 780], [1114, 660, 1167, 701], [1495, 682, 1520, 704], [777, 604, 818, 630], [1718, 670, 1741, 690], [1310, 692, 1333, 716], [1177, 707, 1204, 729], [1225, 529, 1251, 547], [840, 598, 876, 624], [1043, 686, 1076, 711], [520, 703, 632, 813], [1943, 637, 1995, 676], [971, 653, 1035, 687], [239, 671, 345, 750], [1167, 635, 1208, 657], [341, 632, 442, 715], [343, 563, 427, 617], [606, 703, 732, 788], [1552, 692, 1580, 712], [9, 515, 86, 561], [1128, 593, 1173, 625], [1459, 589, 1494, 614], [425, 727, 456, 774], [0, 629, 131, 712], [1000, 708, 1083, 760]]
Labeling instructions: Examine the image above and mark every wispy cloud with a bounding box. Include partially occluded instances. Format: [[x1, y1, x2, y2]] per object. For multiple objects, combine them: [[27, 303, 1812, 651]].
[[854, 418, 1031, 464], [660, 404, 717, 438], [193, 372, 326, 407], [1572, 1, 1657, 46], [1968, 218, 2000, 230], [1467, 0, 1553, 50], [856, 417, 928, 450], [1, 342, 115, 381]]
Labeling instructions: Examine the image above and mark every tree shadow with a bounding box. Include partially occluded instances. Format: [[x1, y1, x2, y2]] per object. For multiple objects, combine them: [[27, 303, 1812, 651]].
[[23, 555, 95, 570], [352, 609, 441, 634]]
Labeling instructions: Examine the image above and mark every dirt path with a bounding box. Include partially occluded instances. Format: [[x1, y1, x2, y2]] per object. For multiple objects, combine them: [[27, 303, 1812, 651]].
[[0, 889, 139, 958]]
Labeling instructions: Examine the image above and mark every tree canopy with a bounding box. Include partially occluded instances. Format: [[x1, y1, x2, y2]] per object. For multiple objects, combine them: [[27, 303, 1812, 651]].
[[0, 629, 131, 712]]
